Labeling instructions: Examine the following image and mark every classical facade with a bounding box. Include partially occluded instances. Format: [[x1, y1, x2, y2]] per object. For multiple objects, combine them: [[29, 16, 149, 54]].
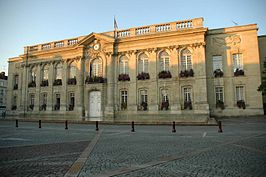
[[6, 17, 264, 122]]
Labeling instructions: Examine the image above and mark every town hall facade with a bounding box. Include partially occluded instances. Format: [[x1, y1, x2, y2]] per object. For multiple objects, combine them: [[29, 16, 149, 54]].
[[6, 17, 264, 122]]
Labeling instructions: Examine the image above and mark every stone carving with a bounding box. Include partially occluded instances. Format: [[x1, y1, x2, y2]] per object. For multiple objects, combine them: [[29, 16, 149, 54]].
[[225, 35, 241, 46]]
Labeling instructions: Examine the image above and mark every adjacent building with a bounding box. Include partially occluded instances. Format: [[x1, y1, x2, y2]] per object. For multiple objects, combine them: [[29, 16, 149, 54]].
[[0, 72, 8, 115], [6, 17, 264, 122]]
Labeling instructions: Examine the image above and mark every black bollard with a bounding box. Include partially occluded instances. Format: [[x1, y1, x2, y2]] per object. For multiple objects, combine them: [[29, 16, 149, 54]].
[[65, 120, 68, 130], [218, 121, 223, 133], [172, 121, 176, 133], [131, 121, 135, 132], [96, 121, 99, 131], [39, 120, 41, 128], [16, 119, 18, 128]]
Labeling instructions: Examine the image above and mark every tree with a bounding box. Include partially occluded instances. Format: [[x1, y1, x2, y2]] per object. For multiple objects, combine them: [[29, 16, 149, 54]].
[[258, 60, 266, 95]]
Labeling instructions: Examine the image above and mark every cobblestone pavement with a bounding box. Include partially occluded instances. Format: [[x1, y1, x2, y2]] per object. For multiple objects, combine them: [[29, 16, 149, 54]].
[[0, 118, 266, 177]]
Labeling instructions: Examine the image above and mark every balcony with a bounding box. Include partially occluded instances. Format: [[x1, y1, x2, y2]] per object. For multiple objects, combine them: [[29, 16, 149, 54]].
[[85, 76, 106, 84]]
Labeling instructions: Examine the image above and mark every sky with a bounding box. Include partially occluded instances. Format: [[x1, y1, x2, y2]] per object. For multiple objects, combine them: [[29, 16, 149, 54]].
[[0, 0, 265, 75]]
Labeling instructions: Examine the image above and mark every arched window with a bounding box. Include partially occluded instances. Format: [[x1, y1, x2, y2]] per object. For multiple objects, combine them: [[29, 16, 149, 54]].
[[55, 63, 63, 80], [42, 65, 49, 80], [138, 54, 148, 74], [30, 67, 37, 82], [119, 56, 129, 74], [181, 49, 192, 71], [91, 58, 102, 77], [69, 62, 77, 79], [159, 51, 170, 71]]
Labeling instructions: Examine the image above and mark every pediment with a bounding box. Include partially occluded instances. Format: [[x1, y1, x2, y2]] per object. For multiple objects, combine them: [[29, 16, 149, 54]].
[[78, 32, 114, 46]]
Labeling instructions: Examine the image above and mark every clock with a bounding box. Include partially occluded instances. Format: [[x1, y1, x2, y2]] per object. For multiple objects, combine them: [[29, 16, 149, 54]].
[[93, 43, 100, 51]]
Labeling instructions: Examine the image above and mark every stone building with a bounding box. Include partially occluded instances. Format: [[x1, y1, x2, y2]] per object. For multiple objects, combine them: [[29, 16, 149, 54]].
[[0, 72, 8, 115], [6, 17, 264, 122]]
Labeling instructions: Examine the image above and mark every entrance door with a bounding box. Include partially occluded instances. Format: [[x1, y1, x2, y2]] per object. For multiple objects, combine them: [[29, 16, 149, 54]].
[[89, 91, 101, 117]]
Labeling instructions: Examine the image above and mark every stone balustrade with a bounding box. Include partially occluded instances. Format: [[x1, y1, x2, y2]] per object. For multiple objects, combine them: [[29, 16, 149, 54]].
[[116, 18, 203, 38], [25, 18, 203, 53]]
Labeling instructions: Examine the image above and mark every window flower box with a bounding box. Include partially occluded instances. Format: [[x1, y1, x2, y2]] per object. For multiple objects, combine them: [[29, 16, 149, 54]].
[[137, 72, 150, 80], [40, 80, 49, 87], [29, 104, 34, 110], [234, 69, 244, 76], [53, 79, 62, 86], [184, 101, 192, 110], [214, 69, 224, 77], [121, 102, 127, 110], [13, 84, 18, 90], [54, 104, 60, 111], [68, 104, 74, 111], [180, 69, 194, 78], [140, 102, 148, 111], [40, 104, 46, 111], [237, 100, 246, 109], [67, 78, 77, 85], [85, 76, 106, 84], [11, 105, 17, 110], [28, 81, 36, 88], [158, 71, 172, 79], [216, 100, 225, 110], [118, 74, 130, 81], [161, 101, 169, 110]]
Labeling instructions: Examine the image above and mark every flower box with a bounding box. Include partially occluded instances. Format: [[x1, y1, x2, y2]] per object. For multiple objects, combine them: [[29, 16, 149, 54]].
[[40, 80, 49, 87], [161, 101, 169, 110], [67, 78, 77, 85], [40, 104, 46, 111], [118, 74, 130, 81], [216, 100, 225, 110], [140, 102, 148, 111], [180, 69, 194, 78], [29, 104, 34, 110], [158, 71, 172, 79], [68, 105, 74, 111], [121, 102, 127, 110], [214, 69, 224, 77], [137, 72, 150, 80], [53, 79, 62, 86], [85, 76, 106, 84], [54, 104, 60, 111], [28, 81, 36, 88], [234, 69, 244, 76], [13, 84, 18, 90], [237, 100, 246, 109], [184, 101, 192, 110]]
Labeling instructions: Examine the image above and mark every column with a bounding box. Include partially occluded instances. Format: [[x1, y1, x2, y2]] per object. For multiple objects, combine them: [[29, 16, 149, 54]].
[[47, 62, 53, 111], [148, 49, 158, 111], [35, 64, 41, 112], [128, 52, 137, 111], [105, 53, 115, 117]]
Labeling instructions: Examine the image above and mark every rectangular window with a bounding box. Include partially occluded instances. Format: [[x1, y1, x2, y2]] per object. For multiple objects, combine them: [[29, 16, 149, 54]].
[[236, 86, 244, 101], [233, 54, 243, 71], [13, 95, 17, 106], [140, 90, 148, 104], [183, 87, 192, 102], [69, 92, 75, 111], [213, 56, 223, 71], [14, 75, 18, 85], [42, 93, 47, 105], [30, 94, 35, 105], [121, 90, 128, 110], [215, 86, 224, 102], [55, 93, 60, 110], [181, 56, 192, 71]]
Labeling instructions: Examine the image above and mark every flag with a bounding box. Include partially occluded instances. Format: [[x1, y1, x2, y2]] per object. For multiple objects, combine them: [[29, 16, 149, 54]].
[[114, 16, 118, 30]]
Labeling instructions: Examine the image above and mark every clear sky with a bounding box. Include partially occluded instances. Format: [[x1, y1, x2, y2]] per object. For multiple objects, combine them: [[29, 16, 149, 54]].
[[0, 0, 265, 74]]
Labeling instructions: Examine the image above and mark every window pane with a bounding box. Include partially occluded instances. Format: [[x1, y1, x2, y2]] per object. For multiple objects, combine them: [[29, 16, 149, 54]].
[[213, 56, 223, 71]]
